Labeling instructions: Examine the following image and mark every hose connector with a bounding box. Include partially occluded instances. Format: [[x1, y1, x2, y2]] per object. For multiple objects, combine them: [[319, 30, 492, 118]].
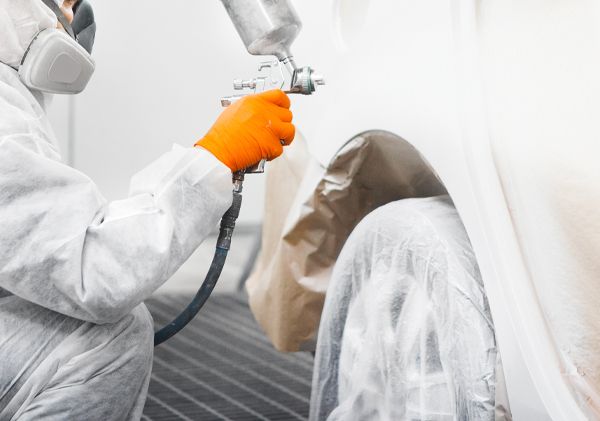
[[217, 171, 245, 250]]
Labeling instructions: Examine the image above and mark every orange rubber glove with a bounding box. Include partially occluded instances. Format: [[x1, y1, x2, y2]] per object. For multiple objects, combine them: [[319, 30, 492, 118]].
[[195, 89, 295, 172]]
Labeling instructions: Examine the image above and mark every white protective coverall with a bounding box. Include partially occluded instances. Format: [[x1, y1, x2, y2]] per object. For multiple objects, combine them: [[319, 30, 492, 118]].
[[0, 2, 233, 419]]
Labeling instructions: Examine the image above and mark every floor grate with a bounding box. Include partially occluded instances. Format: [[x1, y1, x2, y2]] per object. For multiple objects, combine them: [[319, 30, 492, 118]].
[[144, 294, 313, 420]]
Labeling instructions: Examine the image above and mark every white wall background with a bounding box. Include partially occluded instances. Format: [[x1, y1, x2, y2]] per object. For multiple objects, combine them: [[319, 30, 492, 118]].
[[47, 0, 271, 224]]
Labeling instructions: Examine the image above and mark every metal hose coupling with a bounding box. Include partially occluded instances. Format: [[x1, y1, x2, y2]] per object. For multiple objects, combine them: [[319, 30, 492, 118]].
[[217, 171, 245, 251]]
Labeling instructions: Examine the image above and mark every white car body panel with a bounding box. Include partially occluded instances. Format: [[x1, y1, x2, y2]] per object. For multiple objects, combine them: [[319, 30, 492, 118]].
[[289, 0, 600, 419]]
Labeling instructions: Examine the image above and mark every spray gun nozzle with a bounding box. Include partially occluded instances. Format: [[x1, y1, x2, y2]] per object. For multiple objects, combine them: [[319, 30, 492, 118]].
[[287, 66, 326, 95], [311, 73, 326, 86]]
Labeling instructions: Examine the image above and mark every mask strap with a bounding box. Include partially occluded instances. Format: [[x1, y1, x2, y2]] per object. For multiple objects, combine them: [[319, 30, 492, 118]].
[[40, 0, 76, 40]]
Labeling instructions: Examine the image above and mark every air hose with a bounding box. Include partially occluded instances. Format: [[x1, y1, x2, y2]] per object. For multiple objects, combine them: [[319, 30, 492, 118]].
[[154, 171, 245, 346]]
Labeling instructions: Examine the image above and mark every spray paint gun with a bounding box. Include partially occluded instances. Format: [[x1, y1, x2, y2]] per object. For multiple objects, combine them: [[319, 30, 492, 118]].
[[154, 0, 324, 346], [220, 0, 325, 173]]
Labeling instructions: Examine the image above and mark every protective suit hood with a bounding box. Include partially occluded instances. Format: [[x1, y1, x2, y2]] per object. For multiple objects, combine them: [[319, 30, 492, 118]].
[[0, 0, 59, 68]]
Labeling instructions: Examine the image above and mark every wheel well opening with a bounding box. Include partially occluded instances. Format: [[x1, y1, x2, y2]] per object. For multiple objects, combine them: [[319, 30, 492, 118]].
[[323, 130, 448, 226]]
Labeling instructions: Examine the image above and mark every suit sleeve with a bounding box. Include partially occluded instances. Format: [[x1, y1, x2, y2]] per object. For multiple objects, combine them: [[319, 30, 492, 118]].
[[0, 134, 232, 324]]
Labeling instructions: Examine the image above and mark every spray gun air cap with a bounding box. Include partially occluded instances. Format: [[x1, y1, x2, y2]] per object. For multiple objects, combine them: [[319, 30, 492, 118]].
[[289, 66, 326, 94]]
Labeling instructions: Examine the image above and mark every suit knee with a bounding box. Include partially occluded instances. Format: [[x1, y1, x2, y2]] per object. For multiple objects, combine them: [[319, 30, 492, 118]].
[[112, 304, 154, 373]]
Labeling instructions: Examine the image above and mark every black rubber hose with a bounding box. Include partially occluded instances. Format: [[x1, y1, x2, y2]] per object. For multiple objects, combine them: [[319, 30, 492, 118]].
[[154, 172, 244, 346], [153, 247, 228, 346]]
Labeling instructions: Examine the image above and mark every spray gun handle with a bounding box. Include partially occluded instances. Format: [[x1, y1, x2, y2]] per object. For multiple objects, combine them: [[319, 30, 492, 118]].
[[220, 95, 246, 107], [220, 60, 325, 174], [219, 93, 267, 174]]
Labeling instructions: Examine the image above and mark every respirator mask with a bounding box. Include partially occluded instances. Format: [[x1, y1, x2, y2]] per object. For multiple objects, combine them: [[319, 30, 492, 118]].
[[19, 0, 96, 94]]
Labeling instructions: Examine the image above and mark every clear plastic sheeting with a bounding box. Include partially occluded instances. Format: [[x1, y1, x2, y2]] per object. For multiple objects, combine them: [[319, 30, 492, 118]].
[[311, 196, 504, 420]]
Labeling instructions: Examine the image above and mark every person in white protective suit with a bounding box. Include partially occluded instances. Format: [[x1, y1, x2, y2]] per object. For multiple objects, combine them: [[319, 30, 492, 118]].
[[0, 0, 295, 419]]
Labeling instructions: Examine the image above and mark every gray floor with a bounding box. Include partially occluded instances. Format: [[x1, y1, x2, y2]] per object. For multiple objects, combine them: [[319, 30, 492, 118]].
[[144, 231, 314, 420]]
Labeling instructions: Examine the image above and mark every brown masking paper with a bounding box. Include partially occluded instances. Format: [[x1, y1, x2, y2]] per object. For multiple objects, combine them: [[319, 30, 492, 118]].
[[247, 131, 447, 351]]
